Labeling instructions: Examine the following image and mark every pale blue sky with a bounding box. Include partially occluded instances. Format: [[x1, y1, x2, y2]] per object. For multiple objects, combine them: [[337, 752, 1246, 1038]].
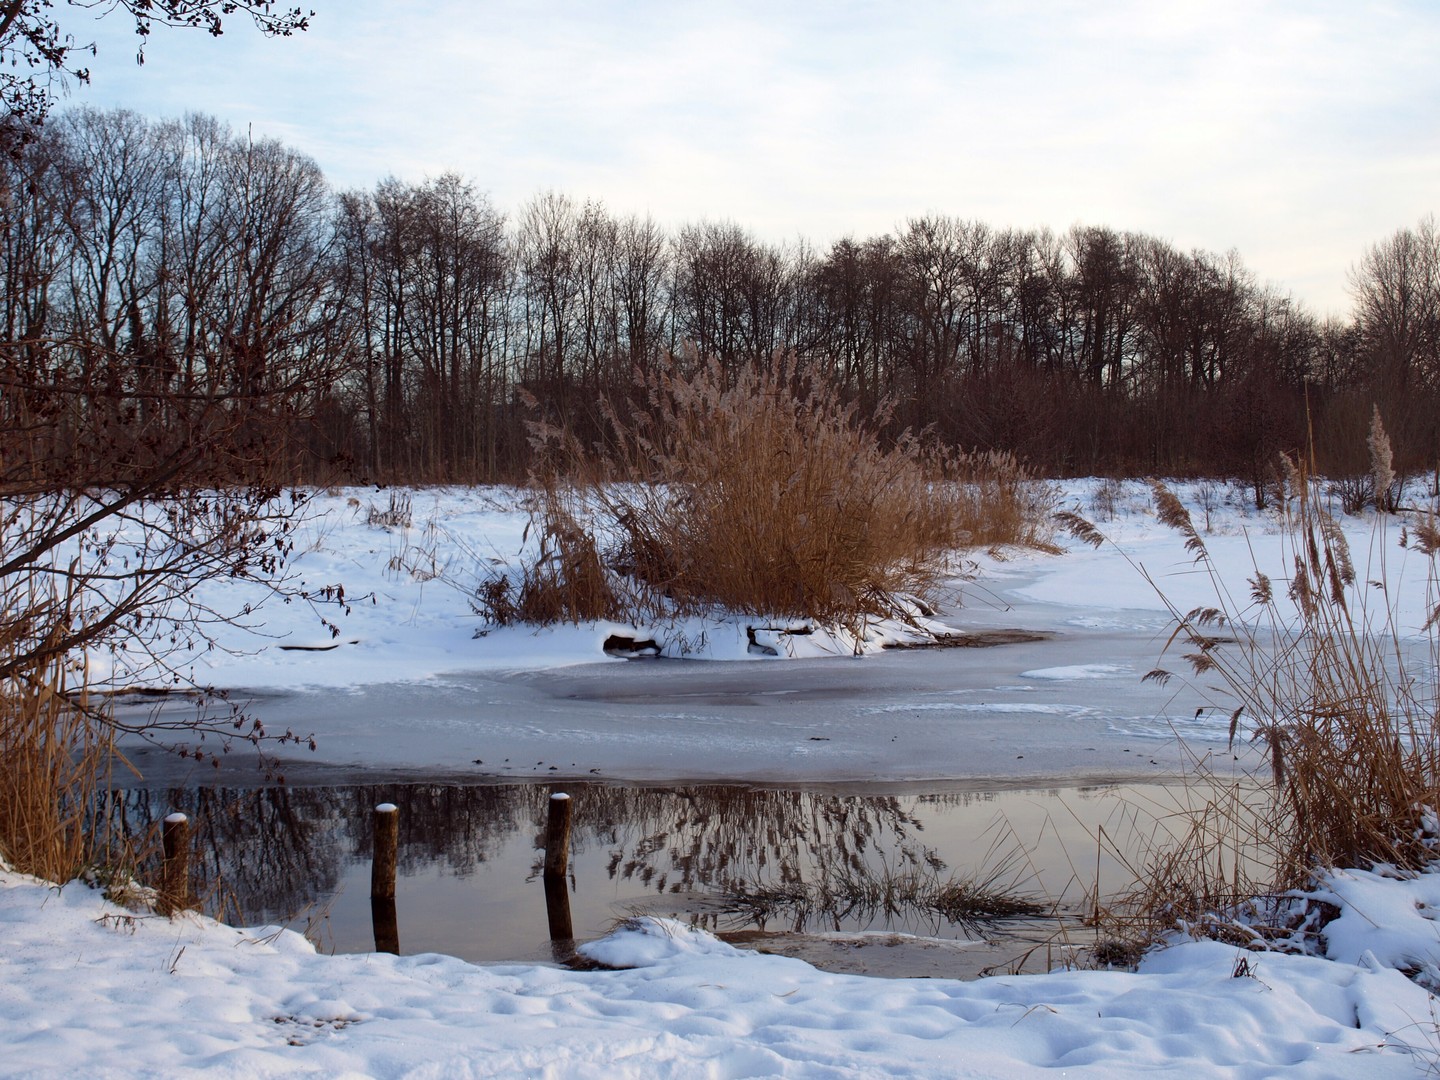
[[67, 0, 1440, 316]]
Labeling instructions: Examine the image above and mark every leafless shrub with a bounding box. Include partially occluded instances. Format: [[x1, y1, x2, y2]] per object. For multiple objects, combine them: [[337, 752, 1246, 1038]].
[[1196, 478, 1225, 533], [1090, 477, 1126, 521], [0, 469, 342, 884]]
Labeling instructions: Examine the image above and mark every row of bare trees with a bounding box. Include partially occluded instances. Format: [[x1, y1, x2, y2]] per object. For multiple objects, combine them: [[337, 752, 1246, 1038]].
[[4, 107, 1439, 487], [1, 108, 348, 489]]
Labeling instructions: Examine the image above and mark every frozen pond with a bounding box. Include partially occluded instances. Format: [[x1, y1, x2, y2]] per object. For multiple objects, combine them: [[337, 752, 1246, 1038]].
[[109, 479, 1421, 790], [116, 617, 1259, 788]]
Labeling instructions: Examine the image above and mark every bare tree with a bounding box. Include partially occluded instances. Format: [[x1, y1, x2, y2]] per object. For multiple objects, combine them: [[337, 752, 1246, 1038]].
[[515, 190, 582, 419], [1350, 216, 1440, 392], [672, 220, 794, 379], [612, 213, 671, 375], [0, 1, 310, 134], [1066, 225, 1140, 390]]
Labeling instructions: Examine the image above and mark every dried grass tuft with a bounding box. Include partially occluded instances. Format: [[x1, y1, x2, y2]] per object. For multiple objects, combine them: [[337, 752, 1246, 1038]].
[[1093, 463, 1440, 960], [492, 355, 1056, 628], [480, 488, 621, 626], [0, 649, 116, 885]]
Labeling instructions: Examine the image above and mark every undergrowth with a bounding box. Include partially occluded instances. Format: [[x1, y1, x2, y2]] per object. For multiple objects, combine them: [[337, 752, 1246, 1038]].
[[483, 355, 1055, 629]]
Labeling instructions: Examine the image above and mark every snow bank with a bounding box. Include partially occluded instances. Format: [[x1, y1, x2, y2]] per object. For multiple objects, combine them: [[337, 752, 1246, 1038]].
[[1, 867, 1433, 1077], [169, 479, 1435, 690]]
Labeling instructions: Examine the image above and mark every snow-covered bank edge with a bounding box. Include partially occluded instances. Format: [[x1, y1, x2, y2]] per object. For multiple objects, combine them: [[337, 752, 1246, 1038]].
[[2, 860, 1437, 1077], [84, 476, 1439, 695]]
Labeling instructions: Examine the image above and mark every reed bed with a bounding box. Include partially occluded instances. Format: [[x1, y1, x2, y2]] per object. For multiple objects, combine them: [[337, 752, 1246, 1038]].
[[488, 356, 1056, 628], [1063, 458, 1440, 954], [0, 649, 110, 884]]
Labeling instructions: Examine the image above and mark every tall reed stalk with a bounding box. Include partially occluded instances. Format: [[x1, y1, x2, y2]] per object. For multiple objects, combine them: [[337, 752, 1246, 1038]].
[[1064, 463, 1440, 948]]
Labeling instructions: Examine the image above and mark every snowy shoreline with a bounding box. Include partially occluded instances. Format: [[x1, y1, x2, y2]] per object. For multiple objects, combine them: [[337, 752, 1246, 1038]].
[[3, 858, 1437, 1077], [8, 478, 1440, 1076]]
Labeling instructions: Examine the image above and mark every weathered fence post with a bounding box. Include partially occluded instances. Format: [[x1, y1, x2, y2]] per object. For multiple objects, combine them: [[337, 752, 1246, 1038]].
[[543, 792, 572, 878], [371, 803, 399, 898], [159, 812, 190, 916], [543, 792, 574, 942], [371, 803, 400, 955]]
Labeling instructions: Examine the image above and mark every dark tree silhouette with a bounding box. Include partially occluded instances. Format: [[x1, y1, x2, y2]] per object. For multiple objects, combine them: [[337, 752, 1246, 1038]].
[[0, 1, 310, 132]]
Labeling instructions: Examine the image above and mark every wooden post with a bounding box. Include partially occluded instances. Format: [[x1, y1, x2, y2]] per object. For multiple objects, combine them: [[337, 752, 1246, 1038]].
[[543, 792, 571, 878], [543, 793, 573, 941], [371, 803, 398, 900], [160, 812, 189, 916], [371, 803, 400, 954]]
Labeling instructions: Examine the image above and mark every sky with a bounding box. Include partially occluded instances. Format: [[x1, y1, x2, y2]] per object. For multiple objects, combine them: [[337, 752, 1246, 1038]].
[[63, 0, 1440, 318]]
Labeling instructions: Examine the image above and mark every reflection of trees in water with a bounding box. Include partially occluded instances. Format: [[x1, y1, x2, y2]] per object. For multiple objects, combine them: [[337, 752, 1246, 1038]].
[[96, 787, 334, 922], [108, 784, 547, 922], [106, 783, 944, 928], [569, 786, 931, 899]]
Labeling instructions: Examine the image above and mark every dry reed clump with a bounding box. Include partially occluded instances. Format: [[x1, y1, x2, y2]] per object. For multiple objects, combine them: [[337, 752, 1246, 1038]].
[[0, 545, 101, 882], [1062, 462, 1440, 957], [1081, 777, 1281, 954], [509, 488, 621, 625], [0, 517, 147, 894], [496, 355, 1055, 628], [0, 646, 114, 885]]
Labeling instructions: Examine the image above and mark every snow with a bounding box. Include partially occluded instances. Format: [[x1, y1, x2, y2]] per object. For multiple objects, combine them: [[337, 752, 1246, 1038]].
[[2, 865, 1434, 1077], [7, 477, 1440, 1075]]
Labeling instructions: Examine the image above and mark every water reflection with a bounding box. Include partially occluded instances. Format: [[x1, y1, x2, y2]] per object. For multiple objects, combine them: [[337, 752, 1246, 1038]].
[[108, 784, 548, 922], [106, 781, 1135, 975]]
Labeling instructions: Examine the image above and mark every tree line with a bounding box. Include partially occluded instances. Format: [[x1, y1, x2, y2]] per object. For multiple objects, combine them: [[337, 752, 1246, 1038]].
[[3, 107, 1438, 492]]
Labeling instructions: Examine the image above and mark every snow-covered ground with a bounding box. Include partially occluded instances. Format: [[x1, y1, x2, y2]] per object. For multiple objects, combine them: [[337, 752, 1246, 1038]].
[[7, 477, 1440, 1076], [3, 858, 1439, 1076]]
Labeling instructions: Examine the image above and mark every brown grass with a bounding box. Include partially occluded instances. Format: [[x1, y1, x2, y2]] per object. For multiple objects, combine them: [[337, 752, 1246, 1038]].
[[497, 355, 1055, 628], [1067, 462, 1440, 956], [0, 649, 110, 883]]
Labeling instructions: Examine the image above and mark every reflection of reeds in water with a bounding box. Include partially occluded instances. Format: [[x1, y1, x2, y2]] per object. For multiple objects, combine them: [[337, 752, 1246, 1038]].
[[721, 853, 1046, 935], [580, 785, 931, 901]]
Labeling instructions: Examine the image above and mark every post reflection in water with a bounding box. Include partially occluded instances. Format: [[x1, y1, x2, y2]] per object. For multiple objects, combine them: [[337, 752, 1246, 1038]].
[[103, 781, 1145, 975], [371, 896, 399, 955]]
